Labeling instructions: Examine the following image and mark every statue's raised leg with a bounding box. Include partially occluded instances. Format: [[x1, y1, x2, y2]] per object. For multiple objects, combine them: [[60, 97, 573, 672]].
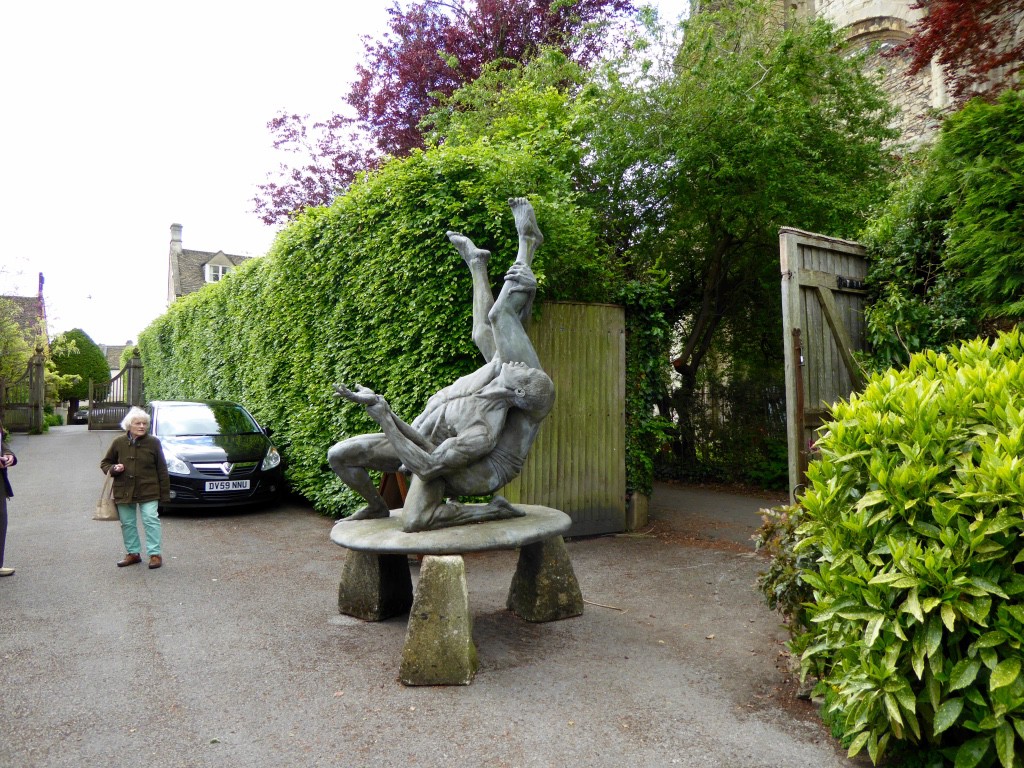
[[447, 231, 496, 362]]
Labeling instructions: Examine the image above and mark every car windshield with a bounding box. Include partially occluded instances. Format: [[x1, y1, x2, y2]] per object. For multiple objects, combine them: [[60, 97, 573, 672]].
[[153, 404, 260, 437]]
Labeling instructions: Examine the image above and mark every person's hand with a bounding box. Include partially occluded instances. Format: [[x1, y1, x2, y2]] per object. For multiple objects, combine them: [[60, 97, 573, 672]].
[[0, 455, 12, 468], [110, 463, 125, 474], [504, 262, 537, 292], [334, 383, 382, 407], [334, 382, 370, 403]]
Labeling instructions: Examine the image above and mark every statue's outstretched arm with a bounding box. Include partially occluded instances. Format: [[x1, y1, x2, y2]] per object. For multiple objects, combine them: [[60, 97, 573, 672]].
[[333, 383, 433, 452]]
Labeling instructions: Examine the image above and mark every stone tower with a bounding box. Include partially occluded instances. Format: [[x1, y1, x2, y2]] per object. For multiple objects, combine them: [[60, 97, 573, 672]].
[[810, 1, 943, 144]]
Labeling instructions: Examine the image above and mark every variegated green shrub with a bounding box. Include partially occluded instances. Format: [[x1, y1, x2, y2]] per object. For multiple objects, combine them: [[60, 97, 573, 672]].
[[796, 329, 1024, 767]]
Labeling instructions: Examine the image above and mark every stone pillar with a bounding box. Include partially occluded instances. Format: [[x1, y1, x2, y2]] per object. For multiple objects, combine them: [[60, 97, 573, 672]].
[[126, 349, 144, 406], [29, 347, 45, 434], [400, 555, 478, 686], [626, 491, 649, 531], [337, 550, 413, 621], [507, 536, 584, 622]]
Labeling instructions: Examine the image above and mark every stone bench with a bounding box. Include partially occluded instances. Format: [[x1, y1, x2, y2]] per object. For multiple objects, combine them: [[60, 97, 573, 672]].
[[330, 505, 583, 685]]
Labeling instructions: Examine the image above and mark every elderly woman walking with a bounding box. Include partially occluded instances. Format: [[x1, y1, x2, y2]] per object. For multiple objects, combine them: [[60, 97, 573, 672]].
[[101, 407, 170, 569]]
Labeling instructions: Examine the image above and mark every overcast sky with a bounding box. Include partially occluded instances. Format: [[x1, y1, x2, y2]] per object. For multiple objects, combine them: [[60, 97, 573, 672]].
[[1, 0, 689, 345]]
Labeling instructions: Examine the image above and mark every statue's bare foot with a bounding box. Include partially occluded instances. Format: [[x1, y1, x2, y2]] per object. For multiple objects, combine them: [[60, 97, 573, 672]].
[[490, 494, 526, 518], [446, 231, 490, 268], [509, 197, 544, 252], [402, 495, 526, 531], [344, 501, 390, 521]]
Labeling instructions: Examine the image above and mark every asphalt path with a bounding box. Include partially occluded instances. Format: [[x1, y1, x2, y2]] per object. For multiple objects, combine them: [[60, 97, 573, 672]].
[[0, 426, 862, 767]]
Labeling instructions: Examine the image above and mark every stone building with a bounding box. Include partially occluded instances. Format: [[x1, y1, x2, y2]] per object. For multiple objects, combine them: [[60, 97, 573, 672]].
[[780, 1, 940, 144], [699, 1, 1023, 145], [166, 223, 252, 306], [98, 342, 132, 378], [1, 273, 48, 343]]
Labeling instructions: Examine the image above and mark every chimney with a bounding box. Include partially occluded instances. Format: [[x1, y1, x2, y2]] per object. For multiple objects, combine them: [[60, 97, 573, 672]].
[[170, 223, 183, 250]]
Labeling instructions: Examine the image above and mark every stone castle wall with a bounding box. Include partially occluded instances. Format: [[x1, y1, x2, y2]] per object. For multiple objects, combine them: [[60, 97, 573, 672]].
[[812, 1, 1022, 144], [699, 1, 1021, 145], [804, 0, 941, 145]]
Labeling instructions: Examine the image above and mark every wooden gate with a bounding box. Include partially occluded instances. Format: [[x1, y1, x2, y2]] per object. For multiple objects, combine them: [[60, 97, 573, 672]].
[[502, 301, 627, 536], [0, 349, 46, 433], [88, 351, 144, 430], [780, 228, 868, 500]]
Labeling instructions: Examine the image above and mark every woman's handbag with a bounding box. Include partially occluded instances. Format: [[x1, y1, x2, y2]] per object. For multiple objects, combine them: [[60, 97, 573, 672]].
[[93, 471, 119, 521]]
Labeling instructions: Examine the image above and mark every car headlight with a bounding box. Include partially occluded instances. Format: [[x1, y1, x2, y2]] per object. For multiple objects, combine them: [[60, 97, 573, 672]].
[[163, 450, 190, 476], [261, 446, 281, 471]]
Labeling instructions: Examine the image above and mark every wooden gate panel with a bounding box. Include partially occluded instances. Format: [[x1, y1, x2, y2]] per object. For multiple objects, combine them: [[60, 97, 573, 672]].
[[501, 301, 627, 536], [780, 228, 867, 499]]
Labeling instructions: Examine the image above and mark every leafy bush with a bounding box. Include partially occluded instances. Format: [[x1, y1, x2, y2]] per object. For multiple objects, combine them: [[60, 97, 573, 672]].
[[755, 503, 817, 637], [51, 329, 111, 401], [938, 89, 1024, 319], [861, 155, 977, 371], [863, 88, 1024, 370], [619, 279, 674, 496], [794, 329, 1024, 766]]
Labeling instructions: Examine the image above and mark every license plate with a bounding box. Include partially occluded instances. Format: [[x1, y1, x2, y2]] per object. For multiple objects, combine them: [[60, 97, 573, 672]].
[[205, 479, 250, 492]]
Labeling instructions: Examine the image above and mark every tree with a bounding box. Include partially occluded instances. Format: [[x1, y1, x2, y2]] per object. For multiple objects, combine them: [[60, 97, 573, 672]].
[[581, 1, 896, 459], [419, 3, 895, 478], [895, 0, 1024, 107], [254, 0, 636, 225], [0, 298, 34, 385], [51, 329, 110, 415]]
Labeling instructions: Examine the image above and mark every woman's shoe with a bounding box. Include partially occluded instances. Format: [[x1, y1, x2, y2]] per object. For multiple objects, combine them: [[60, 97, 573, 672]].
[[0, 567, 14, 576], [117, 553, 142, 567]]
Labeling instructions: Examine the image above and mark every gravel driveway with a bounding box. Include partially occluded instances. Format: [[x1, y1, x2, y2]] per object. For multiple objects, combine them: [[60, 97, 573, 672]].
[[0, 426, 860, 767]]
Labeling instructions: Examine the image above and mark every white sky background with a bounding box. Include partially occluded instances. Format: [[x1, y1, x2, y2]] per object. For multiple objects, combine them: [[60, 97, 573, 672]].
[[1, 0, 690, 345]]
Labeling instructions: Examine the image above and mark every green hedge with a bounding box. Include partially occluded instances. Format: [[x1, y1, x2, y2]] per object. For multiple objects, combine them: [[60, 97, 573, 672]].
[[139, 141, 650, 514], [794, 329, 1024, 766]]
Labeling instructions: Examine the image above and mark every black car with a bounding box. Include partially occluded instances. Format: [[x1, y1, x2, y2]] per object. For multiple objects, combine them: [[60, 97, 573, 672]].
[[147, 400, 285, 509], [68, 406, 89, 425]]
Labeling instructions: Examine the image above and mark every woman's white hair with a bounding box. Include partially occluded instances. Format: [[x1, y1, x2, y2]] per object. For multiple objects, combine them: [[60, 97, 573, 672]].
[[120, 406, 151, 431]]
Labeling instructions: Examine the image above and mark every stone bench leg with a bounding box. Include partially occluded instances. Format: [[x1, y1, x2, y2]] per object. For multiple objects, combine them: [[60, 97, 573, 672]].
[[400, 555, 478, 686], [338, 550, 413, 621], [507, 536, 584, 622]]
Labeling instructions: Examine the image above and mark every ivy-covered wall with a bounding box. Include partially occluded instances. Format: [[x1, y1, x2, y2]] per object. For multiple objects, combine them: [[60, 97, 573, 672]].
[[138, 142, 653, 515]]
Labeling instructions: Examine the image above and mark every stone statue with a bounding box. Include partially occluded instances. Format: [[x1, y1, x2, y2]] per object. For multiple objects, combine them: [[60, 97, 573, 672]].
[[329, 197, 555, 532]]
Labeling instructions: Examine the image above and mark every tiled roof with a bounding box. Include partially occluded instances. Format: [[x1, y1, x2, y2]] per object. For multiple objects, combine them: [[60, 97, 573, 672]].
[[174, 248, 251, 298], [0, 294, 46, 339], [99, 344, 131, 370]]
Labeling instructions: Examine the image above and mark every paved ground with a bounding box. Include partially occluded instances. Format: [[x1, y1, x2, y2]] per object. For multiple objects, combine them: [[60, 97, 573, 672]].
[[0, 426, 861, 767]]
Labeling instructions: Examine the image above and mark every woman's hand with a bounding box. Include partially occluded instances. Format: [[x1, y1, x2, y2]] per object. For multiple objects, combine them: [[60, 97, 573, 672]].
[[0, 455, 12, 468]]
